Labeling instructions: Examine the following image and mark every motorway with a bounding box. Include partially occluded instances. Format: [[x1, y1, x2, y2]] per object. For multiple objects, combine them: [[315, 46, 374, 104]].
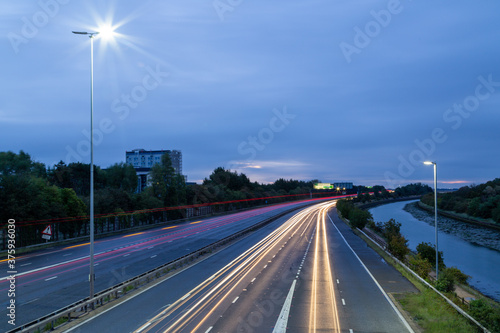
[[62, 201, 418, 333], [0, 199, 323, 332]]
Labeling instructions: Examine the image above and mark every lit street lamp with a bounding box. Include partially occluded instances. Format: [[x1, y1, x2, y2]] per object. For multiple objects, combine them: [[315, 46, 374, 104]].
[[424, 161, 439, 280], [72, 30, 99, 301]]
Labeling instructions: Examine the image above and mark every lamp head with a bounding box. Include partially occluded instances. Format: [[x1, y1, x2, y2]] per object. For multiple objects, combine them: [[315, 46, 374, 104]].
[[72, 31, 99, 38], [97, 25, 115, 40], [423, 161, 435, 165]]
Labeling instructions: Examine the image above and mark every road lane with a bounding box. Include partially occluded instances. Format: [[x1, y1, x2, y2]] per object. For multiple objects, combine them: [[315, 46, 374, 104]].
[[62, 210, 304, 332], [1, 199, 326, 331], [26, 199, 417, 333], [287, 202, 416, 332]]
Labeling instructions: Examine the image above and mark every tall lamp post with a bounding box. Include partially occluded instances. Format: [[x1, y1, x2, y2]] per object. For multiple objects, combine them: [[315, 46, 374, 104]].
[[72, 30, 99, 300], [424, 161, 438, 280]]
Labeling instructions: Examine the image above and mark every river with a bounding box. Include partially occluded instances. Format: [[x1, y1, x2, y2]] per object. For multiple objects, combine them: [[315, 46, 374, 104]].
[[369, 200, 500, 302]]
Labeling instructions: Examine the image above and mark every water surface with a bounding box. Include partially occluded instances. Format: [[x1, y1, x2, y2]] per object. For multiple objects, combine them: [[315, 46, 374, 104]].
[[369, 200, 500, 302]]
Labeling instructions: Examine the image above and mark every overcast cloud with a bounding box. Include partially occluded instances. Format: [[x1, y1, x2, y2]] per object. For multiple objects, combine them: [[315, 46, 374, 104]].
[[1, 0, 499, 187]]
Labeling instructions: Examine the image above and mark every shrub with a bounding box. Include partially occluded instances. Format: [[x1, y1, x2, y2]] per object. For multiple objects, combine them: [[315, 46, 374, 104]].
[[348, 208, 372, 229], [452, 199, 468, 213], [436, 274, 454, 293], [388, 234, 409, 262], [421, 193, 434, 206], [408, 254, 432, 279], [467, 197, 481, 217], [444, 266, 470, 285], [416, 242, 444, 270], [469, 299, 500, 332], [382, 218, 401, 240], [435, 267, 470, 293], [493, 205, 500, 223], [336, 199, 353, 218]]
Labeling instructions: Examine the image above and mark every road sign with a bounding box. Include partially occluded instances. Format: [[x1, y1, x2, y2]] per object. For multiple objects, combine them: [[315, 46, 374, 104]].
[[42, 225, 52, 240]]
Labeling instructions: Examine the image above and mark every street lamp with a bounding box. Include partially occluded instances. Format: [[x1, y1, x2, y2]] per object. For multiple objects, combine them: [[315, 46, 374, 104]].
[[424, 161, 439, 280], [72, 30, 99, 301]]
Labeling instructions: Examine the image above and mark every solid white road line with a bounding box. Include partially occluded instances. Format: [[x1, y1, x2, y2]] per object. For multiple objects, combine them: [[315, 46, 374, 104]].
[[327, 214, 414, 333], [135, 322, 151, 333], [272, 279, 297, 333]]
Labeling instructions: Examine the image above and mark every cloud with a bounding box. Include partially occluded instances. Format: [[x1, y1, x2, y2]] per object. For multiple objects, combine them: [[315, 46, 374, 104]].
[[1, 1, 499, 188]]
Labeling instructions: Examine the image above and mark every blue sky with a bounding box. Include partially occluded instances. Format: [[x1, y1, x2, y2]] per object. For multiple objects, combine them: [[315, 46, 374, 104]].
[[1, 0, 499, 187]]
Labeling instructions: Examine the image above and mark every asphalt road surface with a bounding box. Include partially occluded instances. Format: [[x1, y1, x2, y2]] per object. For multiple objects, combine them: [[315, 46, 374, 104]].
[[62, 201, 418, 333], [1, 199, 327, 331]]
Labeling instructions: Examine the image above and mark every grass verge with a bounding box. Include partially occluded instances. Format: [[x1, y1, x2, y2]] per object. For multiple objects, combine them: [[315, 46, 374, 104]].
[[353, 228, 481, 332]]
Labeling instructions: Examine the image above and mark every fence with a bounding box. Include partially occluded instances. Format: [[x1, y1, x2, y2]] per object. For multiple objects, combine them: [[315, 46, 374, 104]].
[[0, 192, 338, 251]]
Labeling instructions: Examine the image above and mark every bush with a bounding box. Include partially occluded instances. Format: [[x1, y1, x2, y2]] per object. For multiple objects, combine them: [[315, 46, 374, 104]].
[[382, 218, 401, 240], [435, 267, 470, 293], [366, 219, 382, 233], [421, 193, 434, 206], [436, 274, 454, 293], [493, 205, 500, 223], [336, 199, 354, 219], [444, 266, 470, 285], [467, 197, 481, 217], [416, 242, 444, 270], [452, 198, 468, 213], [469, 299, 500, 332], [348, 208, 372, 229], [388, 234, 409, 262], [408, 254, 432, 279]]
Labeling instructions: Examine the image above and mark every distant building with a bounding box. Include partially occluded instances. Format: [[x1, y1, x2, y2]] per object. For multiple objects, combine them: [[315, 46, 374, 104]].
[[126, 149, 183, 192], [333, 182, 353, 190]]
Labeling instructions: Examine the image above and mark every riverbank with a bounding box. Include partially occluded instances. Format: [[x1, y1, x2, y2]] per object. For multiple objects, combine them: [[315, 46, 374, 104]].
[[340, 213, 491, 332], [418, 201, 500, 231], [370, 200, 500, 303], [355, 195, 422, 209], [405, 201, 500, 253]]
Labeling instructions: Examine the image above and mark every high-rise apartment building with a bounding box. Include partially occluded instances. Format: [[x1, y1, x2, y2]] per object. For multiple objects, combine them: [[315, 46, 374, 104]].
[[126, 149, 183, 192]]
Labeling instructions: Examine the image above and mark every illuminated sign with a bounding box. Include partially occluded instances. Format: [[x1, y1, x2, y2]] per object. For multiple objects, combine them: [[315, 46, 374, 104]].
[[314, 183, 333, 189]]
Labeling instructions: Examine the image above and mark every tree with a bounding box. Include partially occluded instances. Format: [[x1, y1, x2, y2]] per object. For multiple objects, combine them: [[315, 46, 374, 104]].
[[336, 199, 354, 219], [48, 162, 104, 196], [492, 205, 500, 223], [408, 254, 432, 279], [423, 178, 500, 223], [204, 167, 252, 192], [150, 153, 186, 207], [382, 219, 402, 241], [388, 234, 409, 262], [378, 219, 410, 261], [103, 163, 138, 193], [59, 188, 87, 238], [48, 161, 72, 188], [444, 266, 470, 285], [467, 197, 481, 217], [436, 267, 470, 293], [416, 242, 444, 270], [395, 183, 432, 197], [0, 150, 33, 175], [373, 185, 390, 199], [469, 299, 500, 332], [348, 208, 372, 229]]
